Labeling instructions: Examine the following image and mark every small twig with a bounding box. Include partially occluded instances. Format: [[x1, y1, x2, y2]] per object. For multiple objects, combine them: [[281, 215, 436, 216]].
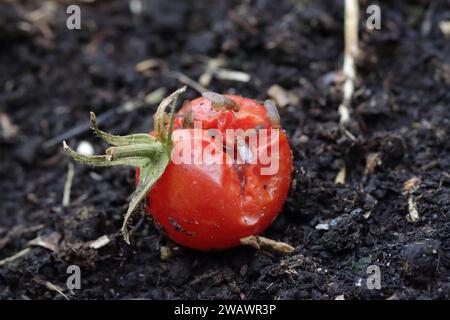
[[421, 1, 436, 37], [335, 164, 346, 185], [214, 68, 250, 83], [62, 162, 74, 207], [0, 224, 45, 250], [86, 235, 110, 249], [135, 58, 161, 73], [0, 231, 63, 269], [240, 235, 295, 254], [0, 248, 31, 267], [169, 71, 207, 93], [32, 277, 69, 300], [339, 0, 359, 126]]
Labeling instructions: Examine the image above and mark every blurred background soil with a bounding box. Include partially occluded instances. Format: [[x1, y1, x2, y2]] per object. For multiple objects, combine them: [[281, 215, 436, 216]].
[[0, 0, 449, 299]]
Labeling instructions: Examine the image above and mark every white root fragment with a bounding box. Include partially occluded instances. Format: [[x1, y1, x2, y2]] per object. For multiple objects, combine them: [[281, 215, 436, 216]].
[[160, 246, 172, 261], [240, 235, 295, 254], [339, 0, 359, 126], [335, 165, 346, 185], [439, 21, 450, 38], [33, 277, 69, 300], [0, 112, 19, 139], [87, 235, 111, 249], [135, 59, 161, 73], [315, 223, 330, 231], [199, 56, 250, 84], [214, 68, 250, 82]]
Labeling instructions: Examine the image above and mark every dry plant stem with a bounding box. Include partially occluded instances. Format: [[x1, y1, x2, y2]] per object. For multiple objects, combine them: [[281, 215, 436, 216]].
[[63, 87, 186, 244], [0, 224, 45, 250], [169, 71, 207, 93], [240, 235, 295, 254], [32, 277, 69, 300], [339, 0, 359, 126], [88, 235, 111, 249], [0, 248, 31, 267], [62, 162, 74, 207]]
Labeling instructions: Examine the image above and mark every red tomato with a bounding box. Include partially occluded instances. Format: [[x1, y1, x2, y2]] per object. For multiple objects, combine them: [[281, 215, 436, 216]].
[[139, 95, 293, 250]]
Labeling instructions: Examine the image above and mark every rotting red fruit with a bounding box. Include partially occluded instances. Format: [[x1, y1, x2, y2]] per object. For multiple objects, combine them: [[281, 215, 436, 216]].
[[144, 95, 292, 250], [64, 88, 293, 250]]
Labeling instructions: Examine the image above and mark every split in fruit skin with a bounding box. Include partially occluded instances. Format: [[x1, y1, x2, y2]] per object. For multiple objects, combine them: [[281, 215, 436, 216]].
[[64, 88, 293, 250]]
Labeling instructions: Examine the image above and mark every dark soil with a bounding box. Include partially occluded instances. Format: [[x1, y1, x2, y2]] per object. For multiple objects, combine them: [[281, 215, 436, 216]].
[[1, 0, 449, 300]]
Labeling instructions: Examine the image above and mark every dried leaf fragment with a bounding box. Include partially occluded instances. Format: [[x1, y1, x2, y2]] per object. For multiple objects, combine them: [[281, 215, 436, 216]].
[[365, 152, 382, 175], [28, 232, 61, 253], [240, 235, 294, 254], [403, 176, 421, 194]]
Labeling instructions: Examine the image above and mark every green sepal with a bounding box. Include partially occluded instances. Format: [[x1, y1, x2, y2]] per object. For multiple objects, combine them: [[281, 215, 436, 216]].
[[63, 87, 186, 244], [90, 112, 157, 146], [121, 151, 170, 244]]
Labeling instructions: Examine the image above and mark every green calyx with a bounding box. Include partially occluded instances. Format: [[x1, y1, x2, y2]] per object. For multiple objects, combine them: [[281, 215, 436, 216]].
[[63, 86, 186, 244]]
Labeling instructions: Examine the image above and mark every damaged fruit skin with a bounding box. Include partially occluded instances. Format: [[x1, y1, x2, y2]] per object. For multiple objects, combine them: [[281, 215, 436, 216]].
[[140, 96, 293, 250], [64, 88, 293, 250]]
